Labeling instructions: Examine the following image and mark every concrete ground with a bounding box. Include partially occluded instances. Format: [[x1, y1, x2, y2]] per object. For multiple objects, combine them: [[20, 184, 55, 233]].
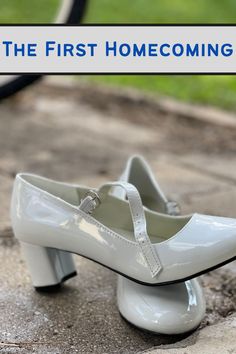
[[0, 79, 236, 353]]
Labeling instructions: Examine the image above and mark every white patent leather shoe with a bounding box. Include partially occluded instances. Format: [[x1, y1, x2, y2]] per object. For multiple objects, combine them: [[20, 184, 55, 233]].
[[115, 156, 205, 334], [11, 173, 236, 287]]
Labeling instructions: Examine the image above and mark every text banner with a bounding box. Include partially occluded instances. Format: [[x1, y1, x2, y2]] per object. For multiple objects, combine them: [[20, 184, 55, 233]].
[[0, 26, 235, 73]]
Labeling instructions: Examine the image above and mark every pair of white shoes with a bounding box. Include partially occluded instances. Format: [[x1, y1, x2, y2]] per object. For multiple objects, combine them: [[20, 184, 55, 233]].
[[11, 156, 236, 334]]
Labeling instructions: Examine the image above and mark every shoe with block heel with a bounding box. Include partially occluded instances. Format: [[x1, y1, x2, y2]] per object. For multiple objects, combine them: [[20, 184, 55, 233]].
[[11, 173, 236, 288], [11, 169, 205, 336]]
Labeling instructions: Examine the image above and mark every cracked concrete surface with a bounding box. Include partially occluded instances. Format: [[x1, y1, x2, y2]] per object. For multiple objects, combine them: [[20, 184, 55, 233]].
[[0, 79, 236, 353]]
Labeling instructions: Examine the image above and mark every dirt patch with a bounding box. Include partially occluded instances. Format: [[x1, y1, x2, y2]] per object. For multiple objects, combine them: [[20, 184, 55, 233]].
[[201, 270, 236, 327], [33, 81, 236, 155]]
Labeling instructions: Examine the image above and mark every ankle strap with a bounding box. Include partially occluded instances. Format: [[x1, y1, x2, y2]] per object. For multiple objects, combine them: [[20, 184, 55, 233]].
[[79, 181, 162, 278]]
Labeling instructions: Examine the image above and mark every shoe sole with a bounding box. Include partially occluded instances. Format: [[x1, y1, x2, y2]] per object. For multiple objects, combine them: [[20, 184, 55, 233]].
[[35, 271, 77, 292]]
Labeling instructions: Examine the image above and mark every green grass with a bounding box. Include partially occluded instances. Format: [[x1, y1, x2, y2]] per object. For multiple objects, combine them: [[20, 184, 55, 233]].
[[1, 0, 236, 109], [86, 0, 236, 24], [80, 75, 236, 110], [0, 0, 60, 23]]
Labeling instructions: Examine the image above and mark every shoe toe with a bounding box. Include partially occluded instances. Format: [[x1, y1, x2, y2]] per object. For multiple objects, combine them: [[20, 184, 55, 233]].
[[117, 276, 205, 335]]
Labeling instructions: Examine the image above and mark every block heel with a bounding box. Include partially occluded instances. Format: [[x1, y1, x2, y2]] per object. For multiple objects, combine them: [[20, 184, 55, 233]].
[[20, 242, 77, 291]]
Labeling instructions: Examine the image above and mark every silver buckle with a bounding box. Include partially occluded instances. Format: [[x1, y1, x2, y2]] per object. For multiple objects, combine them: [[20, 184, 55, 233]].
[[79, 190, 101, 214], [84, 190, 101, 208]]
